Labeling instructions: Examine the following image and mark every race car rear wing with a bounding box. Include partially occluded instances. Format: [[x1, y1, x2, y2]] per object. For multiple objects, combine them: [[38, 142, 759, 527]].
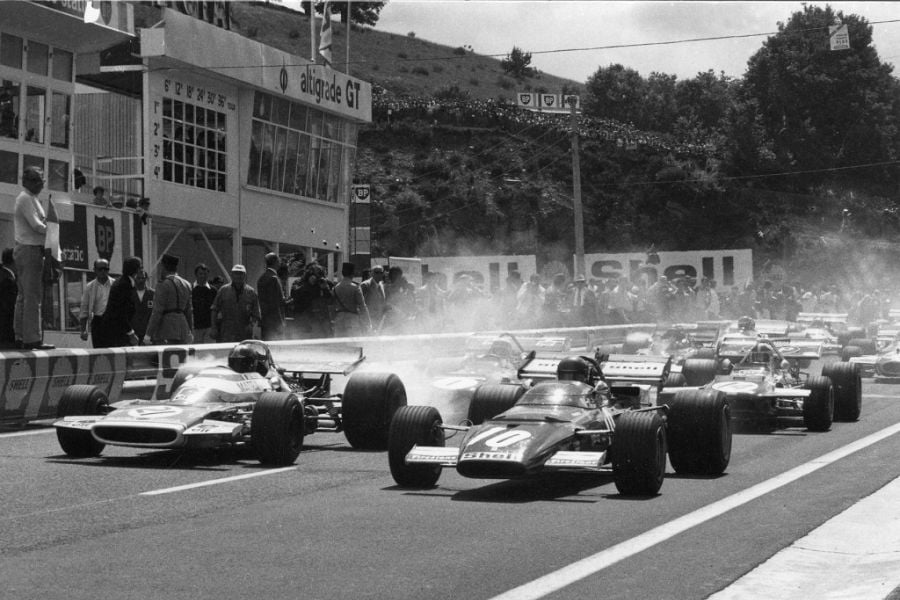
[[797, 312, 849, 325], [275, 345, 365, 375], [517, 352, 671, 387], [463, 332, 571, 355]]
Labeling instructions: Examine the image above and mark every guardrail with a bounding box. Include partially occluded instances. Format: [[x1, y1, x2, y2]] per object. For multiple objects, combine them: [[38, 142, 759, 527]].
[[0, 323, 657, 427]]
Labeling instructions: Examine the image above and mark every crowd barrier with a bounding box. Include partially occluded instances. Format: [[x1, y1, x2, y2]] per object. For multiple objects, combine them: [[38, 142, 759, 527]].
[[0, 324, 657, 427]]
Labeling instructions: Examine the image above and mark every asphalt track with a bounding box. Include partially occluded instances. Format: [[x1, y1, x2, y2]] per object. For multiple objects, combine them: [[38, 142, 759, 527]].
[[2, 359, 900, 600]]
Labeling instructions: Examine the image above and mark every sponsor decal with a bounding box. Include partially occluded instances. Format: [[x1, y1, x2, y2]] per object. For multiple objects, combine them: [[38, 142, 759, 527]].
[[127, 406, 183, 419], [5, 359, 35, 412], [461, 451, 523, 461]]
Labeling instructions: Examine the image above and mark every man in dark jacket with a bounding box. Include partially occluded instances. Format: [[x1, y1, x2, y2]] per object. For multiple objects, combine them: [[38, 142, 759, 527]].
[[131, 268, 154, 345], [0, 248, 16, 348], [104, 256, 142, 347], [257, 252, 285, 340]]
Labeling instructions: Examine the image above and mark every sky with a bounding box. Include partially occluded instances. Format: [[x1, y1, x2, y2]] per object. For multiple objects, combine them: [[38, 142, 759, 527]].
[[341, 1, 900, 83]]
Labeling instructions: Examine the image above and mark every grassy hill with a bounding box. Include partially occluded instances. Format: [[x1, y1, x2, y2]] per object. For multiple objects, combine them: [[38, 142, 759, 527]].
[[227, 2, 584, 101]]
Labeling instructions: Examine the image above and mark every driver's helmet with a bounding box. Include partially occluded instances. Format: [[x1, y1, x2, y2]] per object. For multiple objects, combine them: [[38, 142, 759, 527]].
[[749, 343, 774, 365], [737, 316, 756, 331], [228, 341, 268, 376], [557, 356, 596, 383]]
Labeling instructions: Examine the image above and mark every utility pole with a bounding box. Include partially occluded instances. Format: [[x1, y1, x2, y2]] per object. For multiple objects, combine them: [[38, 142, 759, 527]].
[[569, 95, 585, 279]]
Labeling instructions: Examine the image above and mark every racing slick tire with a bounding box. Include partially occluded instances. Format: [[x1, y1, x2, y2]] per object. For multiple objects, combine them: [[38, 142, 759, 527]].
[[170, 364, 207, 396], [466, 384, 525, 425], [665, 389, 732, 475], [803, 375, 834, 432], [692, 348, 717, 360], [681, 358, 718, 387], [664, 373, 687, 388], [841, 346, 862, 362], [342, 372, 408, 450], [252, 392, 304, 465], [847, 338, 877, 356], [56, 385, 108, 458], [822, 362, 862, 422], [388, 405, 445, 488], [611, 410, 667, 496], [622, 332, 651, 354]]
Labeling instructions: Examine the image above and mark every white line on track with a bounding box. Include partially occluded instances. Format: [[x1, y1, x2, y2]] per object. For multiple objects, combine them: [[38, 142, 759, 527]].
[[140, 466, 297, 496], [0, 428, 54, 438], [488, 422, 900, 600]]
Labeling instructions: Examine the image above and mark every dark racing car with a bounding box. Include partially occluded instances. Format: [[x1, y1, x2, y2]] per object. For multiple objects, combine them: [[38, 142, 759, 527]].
[[388, 352, 732, 496], [52, 340, 408, 465]]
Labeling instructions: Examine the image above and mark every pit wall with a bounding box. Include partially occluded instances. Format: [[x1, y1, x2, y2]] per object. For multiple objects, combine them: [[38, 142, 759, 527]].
[[0, 324, 657, 426]]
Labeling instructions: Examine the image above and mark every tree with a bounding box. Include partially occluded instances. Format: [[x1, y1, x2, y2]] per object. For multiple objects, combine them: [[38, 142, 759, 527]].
[[742, 5, 899, 187], [582, 64, 647, 127], [301, 1, 385, 27], [501, 46, 535, 80]]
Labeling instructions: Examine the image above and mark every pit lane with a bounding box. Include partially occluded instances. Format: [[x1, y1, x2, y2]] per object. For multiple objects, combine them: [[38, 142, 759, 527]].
[[2, 360, 899, 600]]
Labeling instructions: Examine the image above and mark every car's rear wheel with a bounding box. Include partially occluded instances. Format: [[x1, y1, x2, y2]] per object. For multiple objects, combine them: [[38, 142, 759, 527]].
[[466, 384, 525, 425], [841, 345, 862, 362], [56, 385, 108, 457], [252, 392, 304, 465], [665, 389, 731, 475], [342, 372, 407, 450], [388, 405, 445, 488], [170, 364, 207, 396], [692, 348, 717, 360], [664, 372, 687, 388], [611, 410, 666, 496], [847, 338, 877, 355], [822, 362, 861, 422], [803, 375, 834, 432], [681, 358, 718, 386]]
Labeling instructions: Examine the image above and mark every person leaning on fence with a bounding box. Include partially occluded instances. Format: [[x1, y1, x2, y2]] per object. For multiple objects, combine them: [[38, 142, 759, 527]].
[[146, 254, 194, 345], [13, 166, 54, 350]]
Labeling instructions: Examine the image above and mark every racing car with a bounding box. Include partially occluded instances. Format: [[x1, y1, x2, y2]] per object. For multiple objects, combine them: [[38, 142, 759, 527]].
[[52, 340, 408, 465], [416, 332, 569, 408], [794, 312, 860, 355], [845, 338, 900, 381], [387, 351, 732, 496], [663, 338, 861, 431]]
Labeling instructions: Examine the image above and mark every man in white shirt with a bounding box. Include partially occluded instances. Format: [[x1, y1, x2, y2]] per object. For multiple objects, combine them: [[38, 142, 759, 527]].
[[79, 259, 114, 348], [13, 166, 54, 350]]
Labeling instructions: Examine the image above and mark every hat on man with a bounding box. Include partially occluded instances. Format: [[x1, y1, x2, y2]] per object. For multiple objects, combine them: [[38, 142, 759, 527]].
[[161, 254, 179, 270], [341, 262, 355, 277], [231, 264, 247, 273]]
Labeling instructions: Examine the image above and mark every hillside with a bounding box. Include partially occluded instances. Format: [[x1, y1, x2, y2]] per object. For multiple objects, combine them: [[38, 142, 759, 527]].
[[228, 3, 583, 101]]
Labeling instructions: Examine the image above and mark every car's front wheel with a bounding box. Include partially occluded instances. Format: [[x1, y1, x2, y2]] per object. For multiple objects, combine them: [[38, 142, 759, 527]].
[[666, 388, 731, 475], [252, 392, 304, 465], [56, 385, 108, 458], [822, 361, 861, 422], [803, 376, 834, 432], [388, 405, 445, 488], [611, 410, 666, 496]]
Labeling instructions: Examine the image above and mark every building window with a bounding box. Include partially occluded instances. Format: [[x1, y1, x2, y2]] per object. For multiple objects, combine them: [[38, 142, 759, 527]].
[[25, 86, 45, 144], [26, 40, 49, 76], [51, 92, 70, 148], [52, 49, 73, 82], [0, 149, 17, 183], [0, 34, 23, 69], [48, 158, 68, 192], [0, 79, 19, 139], [247, 91, 357, 203], [162, 97, 227, 191]]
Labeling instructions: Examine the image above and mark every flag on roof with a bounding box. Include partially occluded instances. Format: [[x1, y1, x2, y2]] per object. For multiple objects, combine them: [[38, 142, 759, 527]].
[[319, 1, 333, 67]]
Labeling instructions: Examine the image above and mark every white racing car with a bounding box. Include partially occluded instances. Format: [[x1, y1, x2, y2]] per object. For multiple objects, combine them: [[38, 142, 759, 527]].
[[52, 340, 408, 465]]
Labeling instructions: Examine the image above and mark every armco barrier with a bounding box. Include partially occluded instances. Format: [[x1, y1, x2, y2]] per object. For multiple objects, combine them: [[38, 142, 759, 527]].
[[0, 324, 657, 427]]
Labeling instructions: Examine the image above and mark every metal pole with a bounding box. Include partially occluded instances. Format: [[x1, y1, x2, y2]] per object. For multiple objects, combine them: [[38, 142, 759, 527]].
[[345, 0, 351, 75], [570, 96, 585, 279]]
